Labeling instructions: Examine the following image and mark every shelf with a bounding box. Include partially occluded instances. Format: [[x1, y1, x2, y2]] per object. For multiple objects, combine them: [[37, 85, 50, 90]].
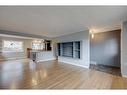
[[57, 41, 80, 59]]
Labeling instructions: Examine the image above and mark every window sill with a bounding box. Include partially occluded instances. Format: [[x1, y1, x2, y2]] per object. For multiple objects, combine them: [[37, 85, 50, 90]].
[[1, 51, 24, 53]]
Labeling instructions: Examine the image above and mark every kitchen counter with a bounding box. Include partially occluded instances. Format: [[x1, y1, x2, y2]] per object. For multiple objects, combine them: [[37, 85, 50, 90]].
[[30, 50, 55, 62]]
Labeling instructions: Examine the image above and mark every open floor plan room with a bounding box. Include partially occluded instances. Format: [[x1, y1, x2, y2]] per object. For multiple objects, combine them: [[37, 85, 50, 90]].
[[0, 6, 127, 89]]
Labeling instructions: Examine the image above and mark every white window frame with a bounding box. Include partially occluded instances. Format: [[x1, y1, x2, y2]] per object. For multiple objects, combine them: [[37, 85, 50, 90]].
[[2, 40, 24, 52], [31, 39, 45, 50]]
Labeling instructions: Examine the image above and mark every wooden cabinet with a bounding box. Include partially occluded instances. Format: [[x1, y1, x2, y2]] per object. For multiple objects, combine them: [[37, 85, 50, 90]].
[[27, 48, 32, 58]]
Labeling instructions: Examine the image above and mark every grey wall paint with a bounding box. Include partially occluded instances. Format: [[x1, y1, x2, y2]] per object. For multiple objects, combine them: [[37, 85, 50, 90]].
[[121, 21, 127, 77], [53, 30, 90, 68], [90, 30, 121, 67], [0, 30, 50, 39]]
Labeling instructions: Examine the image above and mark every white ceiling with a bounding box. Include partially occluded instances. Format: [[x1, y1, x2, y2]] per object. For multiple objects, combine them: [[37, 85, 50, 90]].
[[0, 6, 127, 38]]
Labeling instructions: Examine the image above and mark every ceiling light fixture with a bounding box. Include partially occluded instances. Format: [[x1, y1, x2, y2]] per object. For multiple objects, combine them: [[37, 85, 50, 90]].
[[90, 30, 94, 39], [91, 33, 94, 39]]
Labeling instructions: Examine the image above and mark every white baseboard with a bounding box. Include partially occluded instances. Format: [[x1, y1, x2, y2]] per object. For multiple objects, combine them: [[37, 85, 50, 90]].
[[58, 60, 89, 69], [122, 75, 127, 78], [0, 57, 27, 61], [37, 58, 56, 62], [121, 71, 127, 78]]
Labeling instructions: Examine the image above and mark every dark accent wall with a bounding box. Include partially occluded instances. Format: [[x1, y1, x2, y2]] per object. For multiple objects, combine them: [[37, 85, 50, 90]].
[[90, 29, 121, 67]]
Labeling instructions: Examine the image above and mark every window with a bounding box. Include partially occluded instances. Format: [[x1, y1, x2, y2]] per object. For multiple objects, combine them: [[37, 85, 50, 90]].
[[32, 39, 44, 50], [2, 40, 23, 52]]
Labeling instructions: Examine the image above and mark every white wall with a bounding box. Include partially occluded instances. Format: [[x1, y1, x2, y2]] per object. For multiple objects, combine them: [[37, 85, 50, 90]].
[[53, 30, 90, 68], [121, 21, 127, 77]]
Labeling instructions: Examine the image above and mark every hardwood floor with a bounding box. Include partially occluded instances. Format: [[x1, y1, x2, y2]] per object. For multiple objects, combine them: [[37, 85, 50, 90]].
[[0, 59, 127, 89]]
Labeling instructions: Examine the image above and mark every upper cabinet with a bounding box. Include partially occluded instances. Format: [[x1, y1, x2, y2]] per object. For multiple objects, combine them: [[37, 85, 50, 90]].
[[44, 40, 52, 51]]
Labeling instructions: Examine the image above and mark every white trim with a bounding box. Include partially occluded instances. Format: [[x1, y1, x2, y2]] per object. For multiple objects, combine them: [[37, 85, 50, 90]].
[[0, 34, 44, 40], [0, 57, 26, 61], [121, 73, 127, 78], [58, 60, 89, 69], [122, 75, 127, 78], [37, 58, 56, 62]]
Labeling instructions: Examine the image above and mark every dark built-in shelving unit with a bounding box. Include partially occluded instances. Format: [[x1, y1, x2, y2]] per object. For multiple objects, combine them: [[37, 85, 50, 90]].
[[57, 41, 80, 59]]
